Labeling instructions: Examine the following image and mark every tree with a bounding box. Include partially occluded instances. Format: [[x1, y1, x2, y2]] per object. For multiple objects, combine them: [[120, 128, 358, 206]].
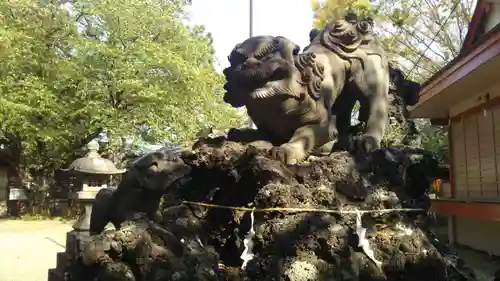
[[0, 0, 243, 195], [311, 0, 376, 27], [311, 0, 475, 163]]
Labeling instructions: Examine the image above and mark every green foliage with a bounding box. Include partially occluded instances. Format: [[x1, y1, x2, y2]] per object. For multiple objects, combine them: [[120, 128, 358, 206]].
[[381, 119, 406, 147], [0, 0, 243, 178], [417, 120, 449, 164], [375, 0, 474, 82], [311, 0, 376, 28]]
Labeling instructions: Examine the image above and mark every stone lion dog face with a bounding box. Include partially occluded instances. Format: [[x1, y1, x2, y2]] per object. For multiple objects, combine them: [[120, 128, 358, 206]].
[[133, 149, 192, 194], [222, 35, 318, 108]]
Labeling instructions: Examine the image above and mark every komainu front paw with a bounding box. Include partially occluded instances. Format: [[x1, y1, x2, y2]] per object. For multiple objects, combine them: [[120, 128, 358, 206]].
[[353, 135, 380, 154], [271, 143, 307, 165]]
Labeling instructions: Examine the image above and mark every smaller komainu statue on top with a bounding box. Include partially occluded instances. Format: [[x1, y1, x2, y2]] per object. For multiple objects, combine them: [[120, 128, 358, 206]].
[[223, 11, 394, 164]]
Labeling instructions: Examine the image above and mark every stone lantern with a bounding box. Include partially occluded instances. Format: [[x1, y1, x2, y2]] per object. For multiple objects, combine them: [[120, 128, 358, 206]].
[[48, 140, 125, 281], [63, 139, 125, 233]]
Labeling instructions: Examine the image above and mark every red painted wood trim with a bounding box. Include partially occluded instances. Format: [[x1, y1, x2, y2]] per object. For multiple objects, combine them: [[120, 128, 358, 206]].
[[430, 200, 500, 221], [448, 122, 455, 197], [418, 33, 500, 105], [463, 0, 488, 51]]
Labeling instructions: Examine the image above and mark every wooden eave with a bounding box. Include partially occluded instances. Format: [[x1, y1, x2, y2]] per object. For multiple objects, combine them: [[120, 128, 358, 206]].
[[410, 24, 500, 118], [409, 1, 500, 118], [462, 0, 490, 54]]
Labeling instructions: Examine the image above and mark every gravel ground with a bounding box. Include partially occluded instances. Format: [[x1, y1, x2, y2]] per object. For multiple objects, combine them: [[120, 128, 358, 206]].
[[0, 219, 73, 281], [0, 219, 497, 281]]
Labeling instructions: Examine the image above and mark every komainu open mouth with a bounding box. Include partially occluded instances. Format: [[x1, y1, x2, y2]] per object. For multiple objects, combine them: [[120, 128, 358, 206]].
[[250, 80, 302, 100]]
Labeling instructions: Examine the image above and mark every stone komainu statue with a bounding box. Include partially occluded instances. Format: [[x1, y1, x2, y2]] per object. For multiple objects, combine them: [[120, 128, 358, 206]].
[[222, 11, 398, 164]]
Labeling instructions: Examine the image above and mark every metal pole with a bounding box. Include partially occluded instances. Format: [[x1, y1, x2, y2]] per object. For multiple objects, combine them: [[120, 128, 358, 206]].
[[249, 0, 253, 37], [247, 0, 256, 129]]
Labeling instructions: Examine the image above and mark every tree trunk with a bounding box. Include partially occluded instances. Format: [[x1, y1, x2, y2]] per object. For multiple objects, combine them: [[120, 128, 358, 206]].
[[5, 134, 24, 216]]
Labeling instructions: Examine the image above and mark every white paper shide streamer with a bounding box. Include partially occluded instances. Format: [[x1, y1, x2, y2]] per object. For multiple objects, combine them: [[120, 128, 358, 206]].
[[240, 210, 256, 269], [355, 209, 382, 268]]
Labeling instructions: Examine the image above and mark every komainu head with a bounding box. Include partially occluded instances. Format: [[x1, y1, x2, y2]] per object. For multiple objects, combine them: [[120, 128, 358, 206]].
[[132, 148, 192, 194], [222, 35, 325, 107]]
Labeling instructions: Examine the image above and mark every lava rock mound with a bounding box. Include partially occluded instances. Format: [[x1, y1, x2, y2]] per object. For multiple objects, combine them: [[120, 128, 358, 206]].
[[71, 137, 475, 281]]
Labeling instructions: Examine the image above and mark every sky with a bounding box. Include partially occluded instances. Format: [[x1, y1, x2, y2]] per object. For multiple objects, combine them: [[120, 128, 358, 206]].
[[187, 0, 315, 72]]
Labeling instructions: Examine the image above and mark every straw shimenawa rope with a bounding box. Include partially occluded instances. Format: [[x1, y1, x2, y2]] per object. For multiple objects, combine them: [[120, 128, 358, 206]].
[[163, 200, 425, 214]]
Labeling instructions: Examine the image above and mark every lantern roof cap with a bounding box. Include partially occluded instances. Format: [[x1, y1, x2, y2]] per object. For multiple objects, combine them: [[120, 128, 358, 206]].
[[62, 140, 125, 174]]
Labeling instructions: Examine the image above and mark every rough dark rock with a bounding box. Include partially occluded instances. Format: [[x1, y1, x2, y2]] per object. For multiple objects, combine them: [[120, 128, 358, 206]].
[[66, 138, 477, 281], [384, 75, 422, 147]]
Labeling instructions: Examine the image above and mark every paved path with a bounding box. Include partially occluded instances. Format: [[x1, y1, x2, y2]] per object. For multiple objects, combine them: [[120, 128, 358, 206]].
[[456, 245, 499, 281], [0, 219, 73, 281]]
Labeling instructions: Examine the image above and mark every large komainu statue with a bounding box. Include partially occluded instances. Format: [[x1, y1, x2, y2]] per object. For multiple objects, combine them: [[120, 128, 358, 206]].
[[223, 11, 391, 164]]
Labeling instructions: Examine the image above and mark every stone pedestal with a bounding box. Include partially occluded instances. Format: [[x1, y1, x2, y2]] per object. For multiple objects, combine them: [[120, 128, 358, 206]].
[[47, 190, 100, 281]]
